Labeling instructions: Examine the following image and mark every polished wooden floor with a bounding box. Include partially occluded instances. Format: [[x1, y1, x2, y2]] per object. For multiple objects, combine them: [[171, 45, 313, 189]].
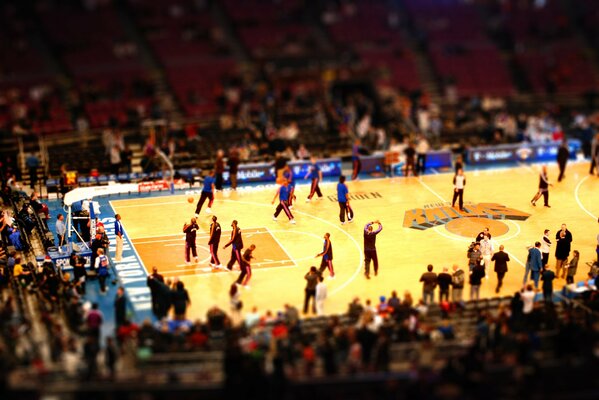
[[111, 162, 598, 318]]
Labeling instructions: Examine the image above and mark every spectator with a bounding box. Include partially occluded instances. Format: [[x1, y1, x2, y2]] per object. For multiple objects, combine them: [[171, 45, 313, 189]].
[[114, 286, 127, 328], [469, 262, 485, 300], [94, 248, 109, 294], [25, 153, 40, 189], [105, 337, 118, 380], [387, 290, 401, 312], [171, 281, 191, 320], [521, 285, 536, 315], [555, 224, 573, 279], [12, 257, 31, 287], [566, 250, 579, 284], [146, 267, 165, 318], [56, 214, 66, 247], [227, 148, 240, 190], [315, 275, 327, 316], [541, 266, 556, 303], [86, 303, 103, 340], [451, 264, 465, 303], [525, 242, 543, 288], [419, 264, 437, 305], [229, 283, 242, 324], [304, 266, 319, 315], [437, 267, 452, 302], [468, 242, 482, 271], [491, 244, 510, 293]]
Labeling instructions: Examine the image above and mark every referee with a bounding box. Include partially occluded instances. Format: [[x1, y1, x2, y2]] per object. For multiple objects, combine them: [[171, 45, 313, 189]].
[[364, 220, 383, 279]]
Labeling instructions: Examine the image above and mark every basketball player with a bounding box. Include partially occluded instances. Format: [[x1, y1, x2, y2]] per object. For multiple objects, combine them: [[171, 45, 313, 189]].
[[316, 233, 334, 278], [208, 215, 222, 269], [236, 244, 255, 288], [530, 165, 552, 207], [452, 168, 466, 211], [183, 217, 199, 265], [305, 157, 323, 201], [337, 175, 354, 224], [223, 220, 243, 271], [272, 179, 296, 224], [195, 170, 215, 216], [351, 139, 361, 180], [283, 166, 296, 208], [364, 220, 383, 279]]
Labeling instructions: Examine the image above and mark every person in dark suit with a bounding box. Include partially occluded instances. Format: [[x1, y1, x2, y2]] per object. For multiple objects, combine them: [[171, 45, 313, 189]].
[[469, 263, 486, 301], [555, 224, 573, 279], [524, 242, 543, 288], [557, 139, 570, 182], [114, 286, 127, 328], [437, 267, 453, 302], [491, 245, 510, 293], [146, 267, 165, 318], [171, 281, 191, 320]]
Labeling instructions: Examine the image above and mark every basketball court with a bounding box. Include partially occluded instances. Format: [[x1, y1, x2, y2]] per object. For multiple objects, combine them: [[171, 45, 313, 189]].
[[110, 162, 598, 318]]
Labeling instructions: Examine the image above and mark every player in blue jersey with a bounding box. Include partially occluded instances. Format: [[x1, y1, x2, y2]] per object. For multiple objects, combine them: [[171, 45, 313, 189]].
[[304, 157, 323, 201], [337, 175, 354, 224], [272, 179, 296, 224], [195, 170, 215, 216], [283, 165, 296, 208], [316, 233, 334, 278]]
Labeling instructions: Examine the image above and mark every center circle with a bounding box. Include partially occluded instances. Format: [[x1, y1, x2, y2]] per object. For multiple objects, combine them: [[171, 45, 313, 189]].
[[445, 217, 510, 238]]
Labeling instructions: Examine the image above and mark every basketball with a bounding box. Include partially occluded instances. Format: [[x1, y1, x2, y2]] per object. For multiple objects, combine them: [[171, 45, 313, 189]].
[[187, 196, 194, 203]]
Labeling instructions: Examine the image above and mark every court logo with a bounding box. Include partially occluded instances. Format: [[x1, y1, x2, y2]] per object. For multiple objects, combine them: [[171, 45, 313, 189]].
[[403, 202, 531, 230], [328, 192, 382, 202]]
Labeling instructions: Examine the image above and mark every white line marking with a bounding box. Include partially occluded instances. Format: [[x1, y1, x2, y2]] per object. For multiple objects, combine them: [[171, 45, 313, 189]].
[[430, 168, 439, 175], [263, 226, 296, 267], [128, 227, 266, 240], [115, 200, 188, 208], [574, 175, 597, 220], [161, 263, 299, 276], [417, 178, 447, 202], [219, 199, 363, 296]]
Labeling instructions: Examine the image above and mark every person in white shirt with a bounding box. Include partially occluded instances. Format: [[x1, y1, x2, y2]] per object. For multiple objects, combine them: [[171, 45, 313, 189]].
[[451, 169, 466, 211], [56, 214, 67, 247], [480, 234, 494, 271], [521, 284, 536, 314], [416, 135, 430, 175], [315, 276, 327, 316], [110, 144, 122, 175], [540, 229, 551, 267]]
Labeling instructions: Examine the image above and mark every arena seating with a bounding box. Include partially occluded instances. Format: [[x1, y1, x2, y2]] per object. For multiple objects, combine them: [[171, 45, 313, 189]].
[[0, 7, 72, 134], [488, 0, 599, 94], [38, 2, 155, 128], [404, 0, 515, 96], [324, 0, 421, 91]]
